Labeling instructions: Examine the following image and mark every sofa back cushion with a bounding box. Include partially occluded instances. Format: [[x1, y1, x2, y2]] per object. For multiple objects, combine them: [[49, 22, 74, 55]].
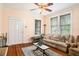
[[65, 35, 70, 40], [77, 43, 79, 47], [59, 36, 66, 42], [53, 35, 61, 41], [44, 34, 60, 41], [44, 34, 53, 39], [76, 35, 79, 43], [69, 35, 75, 43]]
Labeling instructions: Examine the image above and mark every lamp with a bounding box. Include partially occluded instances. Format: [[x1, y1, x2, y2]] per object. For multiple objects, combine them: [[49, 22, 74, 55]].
[[43, 24, 46, 35]]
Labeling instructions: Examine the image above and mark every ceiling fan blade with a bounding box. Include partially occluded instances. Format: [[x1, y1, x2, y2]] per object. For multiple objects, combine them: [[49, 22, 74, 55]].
[[34, 3, 39, 6], [45, 8, 52, 12], [30, 8, 36, 11], [47, 3, 53, 6]]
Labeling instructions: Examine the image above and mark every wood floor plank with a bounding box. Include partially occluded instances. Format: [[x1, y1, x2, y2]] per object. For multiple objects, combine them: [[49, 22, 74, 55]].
[[7, 43, 67, 56]]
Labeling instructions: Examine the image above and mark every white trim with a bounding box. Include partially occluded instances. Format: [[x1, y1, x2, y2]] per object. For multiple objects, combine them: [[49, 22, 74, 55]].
[[50, 12, 72, 35], [7, 16, 24, 45]]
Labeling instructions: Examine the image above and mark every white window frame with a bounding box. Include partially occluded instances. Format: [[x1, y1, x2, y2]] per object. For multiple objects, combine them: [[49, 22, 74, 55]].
[[50, 13, 72, 35], [35, 20, 41, 35]]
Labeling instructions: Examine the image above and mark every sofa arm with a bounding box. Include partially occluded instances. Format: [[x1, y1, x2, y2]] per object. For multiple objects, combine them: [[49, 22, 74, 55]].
[[66, 42, 77, 54], [65, 40, 77, 48], [68, 43, 77, 48]]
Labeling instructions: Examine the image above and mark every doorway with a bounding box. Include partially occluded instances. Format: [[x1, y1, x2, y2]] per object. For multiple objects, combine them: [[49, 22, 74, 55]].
[[8, 17, 24, 45]]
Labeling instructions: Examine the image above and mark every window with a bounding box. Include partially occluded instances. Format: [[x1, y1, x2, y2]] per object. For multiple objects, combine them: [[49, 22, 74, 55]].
[[51, 17, 59, 35], [60, 14, 71, 35], [35, 20, 41, 35], [51, 13, 71, 35]]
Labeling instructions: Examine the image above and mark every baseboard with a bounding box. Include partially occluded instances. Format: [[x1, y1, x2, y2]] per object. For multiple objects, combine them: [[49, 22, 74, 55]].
[[7, 42, 32, 46]]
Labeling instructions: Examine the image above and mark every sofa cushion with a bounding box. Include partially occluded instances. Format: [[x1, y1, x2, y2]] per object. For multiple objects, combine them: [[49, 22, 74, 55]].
[[65, 35, 70, 41], [51, 35, 61, 41], [44, 34, 52, 39], [59, 36, 66, 43], [76, 35, 79, 42], [77, 42, 79, 47], [69, 35, 75, 43], [70, 43, 77, 48], [70, 47, 79, 52], [43, 39, 67, 47]]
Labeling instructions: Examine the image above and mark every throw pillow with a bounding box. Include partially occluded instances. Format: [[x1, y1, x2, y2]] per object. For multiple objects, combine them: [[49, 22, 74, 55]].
[[69, 35, 75, 43], [60, 36, 66, 42]]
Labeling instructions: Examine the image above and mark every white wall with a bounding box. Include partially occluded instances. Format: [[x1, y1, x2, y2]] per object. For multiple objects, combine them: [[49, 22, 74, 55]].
[[0, 4, 3, 32], [2, 5, 44, 45], [43, 4, 79, 37]]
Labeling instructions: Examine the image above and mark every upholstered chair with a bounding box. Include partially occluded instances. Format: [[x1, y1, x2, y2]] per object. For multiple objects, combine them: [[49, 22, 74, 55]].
[[65, 35, 76, 46], [76, 35, 79, 46], [69, 35, 79, 56]]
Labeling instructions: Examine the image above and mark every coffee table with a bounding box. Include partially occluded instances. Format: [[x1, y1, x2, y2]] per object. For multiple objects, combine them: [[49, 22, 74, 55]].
[[33, 43, 49, 56]]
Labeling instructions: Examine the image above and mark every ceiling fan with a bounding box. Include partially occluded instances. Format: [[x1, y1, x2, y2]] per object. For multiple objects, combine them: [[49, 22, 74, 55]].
[[30, 3, 53, 14]]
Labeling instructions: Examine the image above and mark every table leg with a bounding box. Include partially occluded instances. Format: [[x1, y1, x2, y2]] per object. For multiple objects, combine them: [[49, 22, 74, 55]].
[[33, 47, 39, 52], [42, 50, 48, 56], [66, 44, 71, 55]]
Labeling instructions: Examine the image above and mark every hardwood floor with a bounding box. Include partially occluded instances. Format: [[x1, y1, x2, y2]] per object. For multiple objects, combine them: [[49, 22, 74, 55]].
[[7, 43, 32, 56], [7, 43, 67, 56]]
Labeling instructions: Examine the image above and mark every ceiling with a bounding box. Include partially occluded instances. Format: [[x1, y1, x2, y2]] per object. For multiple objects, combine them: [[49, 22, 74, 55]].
[[4, 3, 78, 16]]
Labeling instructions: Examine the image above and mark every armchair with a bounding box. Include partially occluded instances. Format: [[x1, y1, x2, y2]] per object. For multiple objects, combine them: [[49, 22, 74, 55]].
[[65, 35, 76, 54], [0, 33, 7, 47], [69, 35, 79, 56]]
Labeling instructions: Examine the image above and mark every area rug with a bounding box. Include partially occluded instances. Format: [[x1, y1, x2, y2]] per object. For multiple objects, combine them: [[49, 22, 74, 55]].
[[22, 45, 61, 56], [0, 47, 8, 56]]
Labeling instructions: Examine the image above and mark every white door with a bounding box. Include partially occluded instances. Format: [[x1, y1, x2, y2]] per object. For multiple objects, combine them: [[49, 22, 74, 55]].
[[8, 17, 24, 45], [16, 20, 24, 44]]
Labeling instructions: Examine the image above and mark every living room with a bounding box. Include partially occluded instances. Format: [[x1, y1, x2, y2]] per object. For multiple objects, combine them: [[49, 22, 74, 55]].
[[0, 3, 79, 56]]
